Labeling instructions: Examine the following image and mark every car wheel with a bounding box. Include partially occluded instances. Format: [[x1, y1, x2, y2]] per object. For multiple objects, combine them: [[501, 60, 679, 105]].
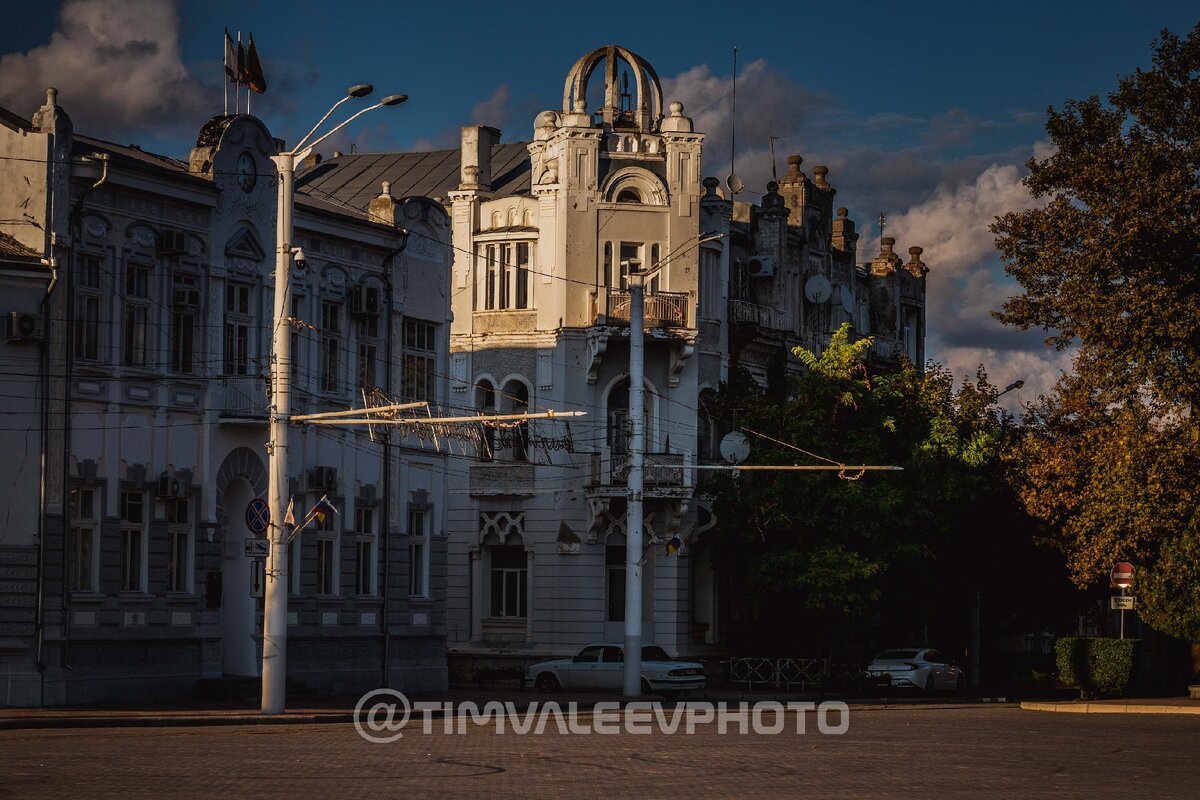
[[924, 673, 938, 694], [534, 673, 560, 693]]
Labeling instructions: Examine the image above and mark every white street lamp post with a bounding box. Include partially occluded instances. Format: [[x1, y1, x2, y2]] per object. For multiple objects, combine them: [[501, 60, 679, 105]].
[[623, 259, 646, 697], [261, 87, 406, 715]]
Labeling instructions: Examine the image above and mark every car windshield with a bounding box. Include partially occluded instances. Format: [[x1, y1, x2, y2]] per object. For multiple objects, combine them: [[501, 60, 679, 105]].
[[641, 646, 671, 662], [874, 650, 920, 661]]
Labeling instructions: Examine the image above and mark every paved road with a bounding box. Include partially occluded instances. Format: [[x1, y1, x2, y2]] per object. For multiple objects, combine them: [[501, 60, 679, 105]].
[[3, 706, 1198, 798]]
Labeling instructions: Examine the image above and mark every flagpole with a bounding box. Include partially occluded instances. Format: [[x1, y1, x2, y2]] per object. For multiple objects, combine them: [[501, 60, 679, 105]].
[[237, 31, 243, 115], [223, 31, 228, 116]]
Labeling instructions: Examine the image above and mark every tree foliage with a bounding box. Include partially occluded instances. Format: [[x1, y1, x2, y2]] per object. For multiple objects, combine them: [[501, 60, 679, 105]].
[[703, 324, 1011, 647], [993, 24, 1200, 642], [992, 23, 1200, 408]]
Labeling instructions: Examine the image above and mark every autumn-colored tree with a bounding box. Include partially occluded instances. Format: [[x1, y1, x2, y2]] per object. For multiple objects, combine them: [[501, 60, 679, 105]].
[[993, 24, 1200, 642]]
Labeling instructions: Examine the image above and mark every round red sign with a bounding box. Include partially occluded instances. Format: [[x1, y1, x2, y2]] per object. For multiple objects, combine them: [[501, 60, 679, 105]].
[[1110, 561, 1134, 588]]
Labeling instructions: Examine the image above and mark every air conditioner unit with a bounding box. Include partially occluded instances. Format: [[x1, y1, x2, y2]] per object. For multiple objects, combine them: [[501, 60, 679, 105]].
[[157, 474, 183, 498], [350, 285, 380, 317], [747, 256, 775, 277], [173, 287, 201, 308], [5, 312, 44, 342], [311, 466, 337, 492], [159, 230, 187, 255]]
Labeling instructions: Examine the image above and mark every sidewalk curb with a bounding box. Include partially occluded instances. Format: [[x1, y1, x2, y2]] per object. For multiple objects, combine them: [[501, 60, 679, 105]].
[[1021, 701, 1200, 716]]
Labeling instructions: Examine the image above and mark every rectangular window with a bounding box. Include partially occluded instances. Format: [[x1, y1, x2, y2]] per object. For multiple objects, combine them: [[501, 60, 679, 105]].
[[354, 506, 376, 596], [316, 537, 336, 596], [699, 248, 720, 318], [170, 274, 198, 374], [401, 319, 436, 402], [165, 497, 192, 593], [480, 243, 532, 311], [119, 490, 146, 592], [484, 245, 497, 310], [75, 254, 103, 362], [320, 301, 341, 393], [68, 488, 98, 593], [408, 507, 428, 598], [606, 545, 626, 622], [123, 262, 152, 368], [489, 546, 527, 618], [224, 283, 251, 375], [288, 494, 304, 595], [358, 342, 377, 390], [617, 242, 642, 289]]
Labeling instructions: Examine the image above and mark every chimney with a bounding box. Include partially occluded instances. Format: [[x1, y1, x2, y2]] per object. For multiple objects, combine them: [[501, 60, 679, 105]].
[[812, 165, 830, 190], [832, 207, 858, 255], [368, 180, 398, 226], [460, 125, 501, 190], [906, 245, 928, 277], [871, 236, 901, 276]]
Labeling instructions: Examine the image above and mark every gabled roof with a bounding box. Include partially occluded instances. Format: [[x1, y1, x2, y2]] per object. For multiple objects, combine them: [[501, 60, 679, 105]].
[[296, 142, 532, 211]]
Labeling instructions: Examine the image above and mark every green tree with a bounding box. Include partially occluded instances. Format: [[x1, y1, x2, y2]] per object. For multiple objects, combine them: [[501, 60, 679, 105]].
[[703, 324, 1012, 652], [992, 24, 1200, 642]]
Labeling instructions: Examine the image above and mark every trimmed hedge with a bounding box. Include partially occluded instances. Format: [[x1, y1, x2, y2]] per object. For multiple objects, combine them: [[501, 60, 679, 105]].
[[1055, 637, 1139, 699]]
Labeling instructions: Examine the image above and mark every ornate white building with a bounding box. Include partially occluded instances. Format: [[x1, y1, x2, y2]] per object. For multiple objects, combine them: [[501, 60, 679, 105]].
[[304, 45, 927, 676], [0, 90, 452, 705]]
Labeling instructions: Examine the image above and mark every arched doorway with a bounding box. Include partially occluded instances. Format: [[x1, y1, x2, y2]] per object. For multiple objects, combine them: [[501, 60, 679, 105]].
[[215, 447, 268, 677]]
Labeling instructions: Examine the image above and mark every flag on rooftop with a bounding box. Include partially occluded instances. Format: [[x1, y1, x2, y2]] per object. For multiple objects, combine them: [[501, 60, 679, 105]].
[[223, 29, 237, 81], [245, 34, 267, 94]]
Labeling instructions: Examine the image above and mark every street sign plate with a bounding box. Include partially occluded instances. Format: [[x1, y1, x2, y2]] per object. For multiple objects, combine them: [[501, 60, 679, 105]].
[[244, 538, 269, 558], [1111, 596, 1135, 610], [246, 498, 270, 535]]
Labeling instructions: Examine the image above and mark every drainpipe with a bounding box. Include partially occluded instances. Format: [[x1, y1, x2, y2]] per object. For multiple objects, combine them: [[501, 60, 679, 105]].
[[380, 230, 408, 687], [56, 153, 109, 675]]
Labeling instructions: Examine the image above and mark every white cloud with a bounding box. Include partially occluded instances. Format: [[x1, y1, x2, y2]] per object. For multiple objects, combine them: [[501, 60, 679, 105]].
[[883, 154, 1067, 395], [0, 0, 208, 136], [472, 85, 512, 129]]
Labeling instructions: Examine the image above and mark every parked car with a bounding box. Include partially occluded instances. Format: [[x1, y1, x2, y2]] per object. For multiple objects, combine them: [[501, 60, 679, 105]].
[[527, 644, 706, 695], [865, 648, 965, 693]]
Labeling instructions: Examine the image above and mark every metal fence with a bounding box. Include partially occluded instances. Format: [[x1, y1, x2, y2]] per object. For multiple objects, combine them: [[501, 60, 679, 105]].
[[726, 657, 827, 690]]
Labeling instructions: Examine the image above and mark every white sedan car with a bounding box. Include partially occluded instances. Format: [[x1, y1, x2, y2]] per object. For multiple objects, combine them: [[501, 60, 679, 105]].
[[865, 648, 965, 692], [527, 644, 706, 695]]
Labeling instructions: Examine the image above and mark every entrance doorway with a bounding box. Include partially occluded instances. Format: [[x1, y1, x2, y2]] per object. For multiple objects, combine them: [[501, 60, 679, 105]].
[[221, 477, 259, 676]]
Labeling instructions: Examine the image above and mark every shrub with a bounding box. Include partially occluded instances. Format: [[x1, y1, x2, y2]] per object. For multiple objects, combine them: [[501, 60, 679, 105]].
[[1055, 637, 1139, 699]]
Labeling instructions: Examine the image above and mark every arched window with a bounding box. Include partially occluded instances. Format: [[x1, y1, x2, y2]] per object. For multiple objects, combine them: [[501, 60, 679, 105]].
[[475, 380, 496, 460], [616, 188, 642, 204]]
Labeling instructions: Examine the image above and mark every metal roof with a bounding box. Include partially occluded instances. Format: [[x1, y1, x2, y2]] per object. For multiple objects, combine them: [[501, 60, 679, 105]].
[[296, 142, 532, 212]]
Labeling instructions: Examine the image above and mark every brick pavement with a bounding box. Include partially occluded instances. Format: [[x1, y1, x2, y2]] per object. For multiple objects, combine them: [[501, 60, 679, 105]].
[[2, 706, 1200, 799]]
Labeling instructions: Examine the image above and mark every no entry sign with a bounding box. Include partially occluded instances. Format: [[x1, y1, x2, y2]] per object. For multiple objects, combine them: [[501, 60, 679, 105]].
[[1110, 562, 1134, 589]]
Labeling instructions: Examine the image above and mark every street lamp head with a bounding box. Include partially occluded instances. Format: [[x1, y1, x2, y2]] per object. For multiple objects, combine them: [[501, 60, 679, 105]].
[[381, 94, 408, 107], [347, 84, 373, 98], [1005, 380, 1025, 392]]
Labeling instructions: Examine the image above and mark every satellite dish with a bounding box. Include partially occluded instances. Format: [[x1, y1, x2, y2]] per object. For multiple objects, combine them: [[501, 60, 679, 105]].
[[839, 285, 853, 309], [719, 432, 751, 465], [726, 173, 745, 195], [805, 275, 832, 304]]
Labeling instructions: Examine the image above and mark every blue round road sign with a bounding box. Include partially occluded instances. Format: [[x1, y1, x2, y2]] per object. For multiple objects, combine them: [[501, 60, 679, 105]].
[[246, 498, 270, 535]]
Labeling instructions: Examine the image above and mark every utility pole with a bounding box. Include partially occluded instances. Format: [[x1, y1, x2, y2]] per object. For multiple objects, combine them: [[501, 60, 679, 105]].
[[261, 85, 407, 715], [624, 258, 645, 697], [262, 148, 294, 715]]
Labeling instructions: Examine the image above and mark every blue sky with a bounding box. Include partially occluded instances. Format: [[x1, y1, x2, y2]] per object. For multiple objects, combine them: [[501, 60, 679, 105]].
[[1, 0, 1196, 400]]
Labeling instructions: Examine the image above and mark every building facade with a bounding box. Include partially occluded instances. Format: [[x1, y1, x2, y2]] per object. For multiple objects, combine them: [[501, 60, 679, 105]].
[[0, 90, 451, 706], [302, 45, 928, 674]]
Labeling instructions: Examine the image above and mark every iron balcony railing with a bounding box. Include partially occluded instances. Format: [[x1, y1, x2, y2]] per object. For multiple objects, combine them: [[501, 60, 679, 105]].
[[604, 290, 689, 328], [728, 299, 788, 330], [216, 376, 268, 419]]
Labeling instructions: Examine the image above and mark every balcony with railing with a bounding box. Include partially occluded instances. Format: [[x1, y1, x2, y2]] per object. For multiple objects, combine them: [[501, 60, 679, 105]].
[[729, 299, 788, 331], [216, 376, 268, 421], [602, 289, 689, 328], [586, 446, 693, 499]]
